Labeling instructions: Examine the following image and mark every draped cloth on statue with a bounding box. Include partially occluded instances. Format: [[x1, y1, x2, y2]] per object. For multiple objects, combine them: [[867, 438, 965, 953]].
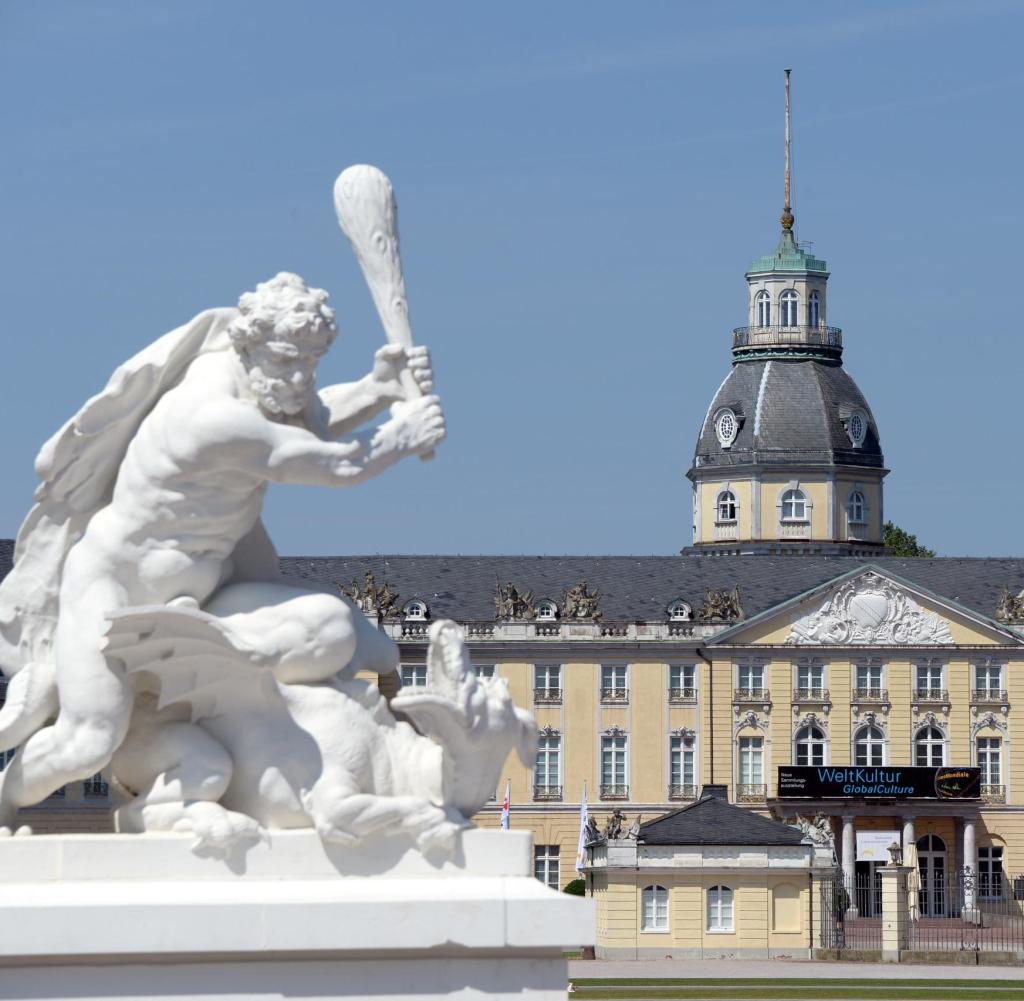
[[0, 308, 238, 677]]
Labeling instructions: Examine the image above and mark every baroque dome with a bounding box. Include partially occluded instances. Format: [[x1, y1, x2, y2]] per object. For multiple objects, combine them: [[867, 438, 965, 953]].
[[692, 358, 884, 472]]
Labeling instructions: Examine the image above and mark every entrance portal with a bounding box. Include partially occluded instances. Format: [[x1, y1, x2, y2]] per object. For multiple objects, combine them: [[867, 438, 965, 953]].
[[853, 860, 883, 917]]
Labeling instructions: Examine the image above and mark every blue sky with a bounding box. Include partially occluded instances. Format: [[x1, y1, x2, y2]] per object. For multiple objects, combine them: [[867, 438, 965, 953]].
[[2, 1, 1023, 557]]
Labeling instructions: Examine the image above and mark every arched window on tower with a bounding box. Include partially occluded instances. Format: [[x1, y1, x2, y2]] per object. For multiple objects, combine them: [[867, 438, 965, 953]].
[[854, 724, 885, 766], [780, 489, 808, 522], [808, 290, 821, 327], [717, 490, 737, 523], [780, 290, 799, 327], [794, 725, 827, 766], [914, 725, 945, 766], [755, 291, 771, 327], [847, 490, 866, 525]]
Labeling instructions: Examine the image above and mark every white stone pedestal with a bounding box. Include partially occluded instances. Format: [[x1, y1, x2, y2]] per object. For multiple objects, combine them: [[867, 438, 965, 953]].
[[0, 829, 593, 1000]]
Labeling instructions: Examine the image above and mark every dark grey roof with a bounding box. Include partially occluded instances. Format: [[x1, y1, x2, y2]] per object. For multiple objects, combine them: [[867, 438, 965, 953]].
[[278, 554, 1024, 624], [1, 541, 1021, 625], [639, 793, 807, 846], [693, 358, 884, 470]]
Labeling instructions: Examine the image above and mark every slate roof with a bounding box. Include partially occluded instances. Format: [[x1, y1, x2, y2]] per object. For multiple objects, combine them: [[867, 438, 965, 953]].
[[692, 358, 884, 470], [277, 554, 1024, 625], [1, 540, 1021, 626], [639, 793, 808, 846]]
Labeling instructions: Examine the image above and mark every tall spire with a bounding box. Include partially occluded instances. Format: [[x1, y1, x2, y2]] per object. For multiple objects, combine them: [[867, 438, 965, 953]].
[[781, 68, 794, 233]]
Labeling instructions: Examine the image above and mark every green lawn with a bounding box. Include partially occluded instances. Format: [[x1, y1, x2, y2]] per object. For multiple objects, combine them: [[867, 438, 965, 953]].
[[568, 978, 1024, 1000]]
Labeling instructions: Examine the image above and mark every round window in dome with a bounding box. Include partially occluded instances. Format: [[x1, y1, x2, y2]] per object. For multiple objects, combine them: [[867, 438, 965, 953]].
[[848, 410, 867, 447], [715, 408, 738, 448]]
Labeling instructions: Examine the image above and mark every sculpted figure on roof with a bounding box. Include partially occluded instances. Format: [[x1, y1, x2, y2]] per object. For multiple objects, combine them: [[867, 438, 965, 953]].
[[0, 169, 536, 857]]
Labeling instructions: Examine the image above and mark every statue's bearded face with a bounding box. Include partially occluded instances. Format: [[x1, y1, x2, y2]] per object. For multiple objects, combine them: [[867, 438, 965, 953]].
[[228, 273, 338, 419], [244, 338, 327, 418]]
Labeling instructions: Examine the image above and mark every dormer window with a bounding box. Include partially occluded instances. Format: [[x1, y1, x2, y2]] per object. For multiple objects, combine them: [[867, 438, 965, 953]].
[[808, 290, 821, 327], [666, 599, 692, 622], [535, 599, 559, 621], [714, 408, 738, 449], [780, 289, 799, 327], [402, 599, 429, 621], [847, 409, 867, 447], [716, 490, 737, 523], [755, 291, 771, 327]]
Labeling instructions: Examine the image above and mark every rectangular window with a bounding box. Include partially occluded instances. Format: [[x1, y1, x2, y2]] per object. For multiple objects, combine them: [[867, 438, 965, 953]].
[[978, 737, 1002, 786], [400, 664, 427, 688], [534, 733, 561, 795], [670, 736, 695, 798], [974, 664, 1004, 699], [738, 736, 764, 785], [601, 735, 628, 797], [737, 662, 765, 696], [534, 845, 560, 890], [979, 846, 1004, 900], [855, 662, 884, 696], [473, 664, 495, 679], [796, 662, 824, 697], [707, 885, 734, 932], [534, 664, 562, 703], [0, 748, 13, 772], [915, 663, 943, 696], [601, 664, 628, 702], [641, 885, 669, 931], [669, 664, 697, 701]]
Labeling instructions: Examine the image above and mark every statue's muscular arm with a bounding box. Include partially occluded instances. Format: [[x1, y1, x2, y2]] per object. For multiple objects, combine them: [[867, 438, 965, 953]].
[[313, 345, 433, 439]]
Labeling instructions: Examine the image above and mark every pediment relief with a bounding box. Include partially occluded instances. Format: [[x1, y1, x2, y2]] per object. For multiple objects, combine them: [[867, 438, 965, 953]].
[[788, 572, 952, 646]]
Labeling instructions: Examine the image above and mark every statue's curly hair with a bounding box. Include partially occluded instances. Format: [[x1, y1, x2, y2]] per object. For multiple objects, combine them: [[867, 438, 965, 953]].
[[228, 272, 337, 355]]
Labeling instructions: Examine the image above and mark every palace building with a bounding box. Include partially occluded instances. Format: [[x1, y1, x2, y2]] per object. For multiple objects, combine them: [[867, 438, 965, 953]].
[[3, 73, 1024, 958]]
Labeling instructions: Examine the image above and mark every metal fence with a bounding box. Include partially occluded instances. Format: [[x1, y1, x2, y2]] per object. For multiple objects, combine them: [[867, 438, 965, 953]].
[[817, 868, 1024, 957]]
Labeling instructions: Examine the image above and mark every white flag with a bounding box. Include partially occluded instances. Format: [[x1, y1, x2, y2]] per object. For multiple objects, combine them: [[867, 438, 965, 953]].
[[500, 779, 511, 830], [575, 782, 589, 873]]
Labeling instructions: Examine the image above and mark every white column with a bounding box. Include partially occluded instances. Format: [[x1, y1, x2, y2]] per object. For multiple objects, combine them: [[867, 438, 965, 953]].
[[842, 814, 857, 917], [963, 816, 977, 918]]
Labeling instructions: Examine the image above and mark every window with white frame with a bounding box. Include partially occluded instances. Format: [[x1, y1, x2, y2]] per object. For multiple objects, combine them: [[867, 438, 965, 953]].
[[473, 663, 495, 679], [0, 748, 14, 772], [738, 736, 764, 787], [915, 663, 944, 699], [670, 663, 697, 700], [979, 846, 1004, 900], [737, 662, 765, 697], [795, 725, 826, 766], [914, 725, 945, 766], [854, 724, 885, 766], [978, 737, 1002, 788], [847, 490, 866, 525], [779, 289, 799, 327], [403, 599, 428, 621], [780, 489, 808, 522], [755, 290, 771, 327], [975, 663, 1004, 700], [535, 599, 559, 621], [808, 290, 821, 326], [796, 661, 824, 698], [717, 490, 738, 522], [534, 845, 560, 890], [667, 599, 692, 621], [601, 734, 628, 795], [533, 664, 562, 703], [670, 735, 695, 796], [534, 732, 561, 793], [401, 664, 427, 688], [855, 662, 884, 698], [641, 885, 669, 931], [707, 885, 734, 932], [601, 664, 628, 702]]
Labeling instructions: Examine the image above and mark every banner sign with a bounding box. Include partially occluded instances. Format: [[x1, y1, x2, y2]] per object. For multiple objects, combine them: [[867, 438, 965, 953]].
[[856, 831, 899, 862], [777, 765, 981, 800]]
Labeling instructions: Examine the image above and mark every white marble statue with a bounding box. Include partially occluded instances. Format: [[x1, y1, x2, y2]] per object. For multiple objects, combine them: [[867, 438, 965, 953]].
[[0, 167, 536, 855]]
